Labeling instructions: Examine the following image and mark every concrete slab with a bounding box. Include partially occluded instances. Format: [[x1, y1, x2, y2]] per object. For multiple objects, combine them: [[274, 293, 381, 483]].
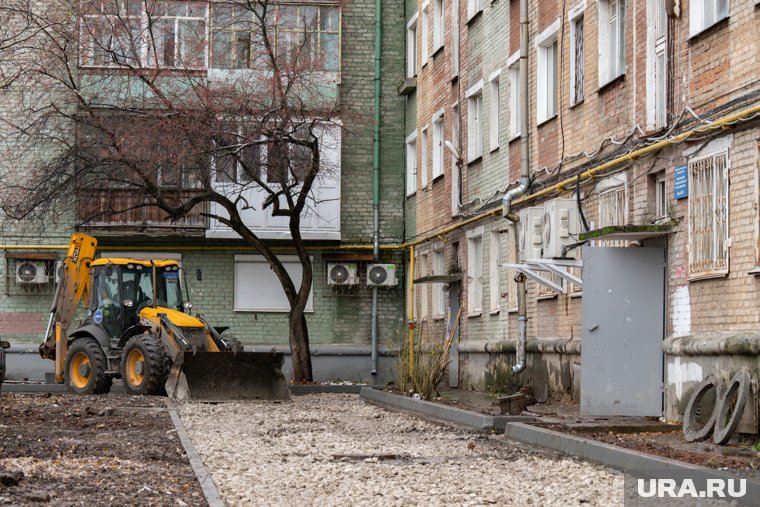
[[360, 387, 538, 431], [505, 422, 760, 504]]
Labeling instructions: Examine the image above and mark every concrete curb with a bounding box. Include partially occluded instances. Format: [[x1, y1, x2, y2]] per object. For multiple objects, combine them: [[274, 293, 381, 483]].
[[360, 387, 537, 431], [2, 382, 125, 394], [289, 384, 373, 395], [505, 422, 760, 504], [166, 402, 226, 507]]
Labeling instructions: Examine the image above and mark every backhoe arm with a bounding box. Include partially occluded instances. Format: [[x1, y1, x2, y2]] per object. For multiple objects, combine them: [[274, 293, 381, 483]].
[[39, 234, 98, 382]]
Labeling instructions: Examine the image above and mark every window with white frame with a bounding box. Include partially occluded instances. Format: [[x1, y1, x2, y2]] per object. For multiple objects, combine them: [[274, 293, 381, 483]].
[[451, 103, 462, 216], [536, 22, 558, 124], [598, 0, 625, 87], [467, 81, 484, 162], [406, 131, 418, 196], [433, 0, 445, 52], [432, 112, 444, 180], [451, 0, 460, 78], [489, 72, 500, 151], [420, 127, 429, 188], [467, 231, 483, 315], [466, 0, 485, 22], [655, 173, 668, 220], [215, 127, 262, 184], [417, 252, 429, 320], [598, 179, 627, 247], [406, 15, 418, 77], [81, 1, 208, 69], [647, 0, 668, 130], [234, 255, 313, 312], [689, 150, 729, 278], [536, 271, 563, 298], [432, 247, 446, 317], [489, 231, 500, 311], [508, 55, 521, 138], [689, 0, 729, 37], [421, 2, 429, 65], [569, 5, 585, 105]]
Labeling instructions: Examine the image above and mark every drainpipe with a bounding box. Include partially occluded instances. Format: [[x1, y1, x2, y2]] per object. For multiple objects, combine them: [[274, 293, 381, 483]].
[[502, 0, 530, 374], [370, 0, 383, 376]]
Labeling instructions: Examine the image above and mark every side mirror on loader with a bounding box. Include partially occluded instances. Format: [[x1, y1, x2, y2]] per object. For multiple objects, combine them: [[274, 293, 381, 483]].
[[1, 341, 10, 349], [196, 269, 203, 282]]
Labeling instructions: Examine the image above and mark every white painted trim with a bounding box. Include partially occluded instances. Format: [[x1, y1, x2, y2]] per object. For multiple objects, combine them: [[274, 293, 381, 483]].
[[568, 0, 586, 21], [465, 79, 484, 98], [465, 225, 484, 238], [535, 19, 560, 47], [488, 68, 502, 82], [432, 108, 445, 120], [406, 129, 418, 143], [406, 12, 418, 28], [507, 51, 520, 67], [684, 135, 733, 159]]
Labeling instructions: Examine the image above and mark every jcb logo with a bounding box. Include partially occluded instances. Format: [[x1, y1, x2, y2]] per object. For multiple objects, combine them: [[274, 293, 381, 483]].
[[71, 247, 80, 263]]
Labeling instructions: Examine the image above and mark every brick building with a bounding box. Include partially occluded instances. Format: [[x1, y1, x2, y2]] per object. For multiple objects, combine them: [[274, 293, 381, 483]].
[[404, 0, 760, 426], [0, 0, 406, 383]]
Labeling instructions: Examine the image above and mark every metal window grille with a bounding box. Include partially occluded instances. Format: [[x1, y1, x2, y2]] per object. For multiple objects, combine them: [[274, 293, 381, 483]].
[[573, 18, 584, 104], [598, 186, 627, 247], [689, 151, 729, 277], [537, 271, 562, 297]]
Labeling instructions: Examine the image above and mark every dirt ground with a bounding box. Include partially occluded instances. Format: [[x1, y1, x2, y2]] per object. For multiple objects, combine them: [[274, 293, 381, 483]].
[[0, 392, 206, 506]]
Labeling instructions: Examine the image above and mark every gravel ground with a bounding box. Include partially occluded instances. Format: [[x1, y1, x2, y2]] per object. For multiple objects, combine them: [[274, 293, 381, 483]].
[[178, 394, 624, 506]]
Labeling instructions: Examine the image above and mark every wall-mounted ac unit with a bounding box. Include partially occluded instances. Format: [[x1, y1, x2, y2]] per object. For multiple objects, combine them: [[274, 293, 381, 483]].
[[367, 264, 397, 286], [542, 198, 581, 259], [327, 263, 358, 286], [16, 260, 49, 284], [518, 207, 545, 261]]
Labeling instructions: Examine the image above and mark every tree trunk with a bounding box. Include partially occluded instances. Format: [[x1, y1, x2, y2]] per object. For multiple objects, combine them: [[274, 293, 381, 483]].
[[289, 310, 313, 381]]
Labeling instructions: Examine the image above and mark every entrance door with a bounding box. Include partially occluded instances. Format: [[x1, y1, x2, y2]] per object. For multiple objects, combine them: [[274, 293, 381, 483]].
[[580, 246, 665, 416]]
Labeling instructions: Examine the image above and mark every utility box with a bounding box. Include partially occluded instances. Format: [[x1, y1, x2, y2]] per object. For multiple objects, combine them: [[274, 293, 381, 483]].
[[542, 198, 580, 259], [518, 207, 544, 261]]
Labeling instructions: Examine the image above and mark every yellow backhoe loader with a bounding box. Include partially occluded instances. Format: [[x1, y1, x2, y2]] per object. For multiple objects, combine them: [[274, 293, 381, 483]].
[[39, 233, 289, 401]]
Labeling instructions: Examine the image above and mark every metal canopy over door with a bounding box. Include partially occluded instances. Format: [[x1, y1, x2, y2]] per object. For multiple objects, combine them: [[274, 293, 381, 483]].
[[580, 246, 665, 416]]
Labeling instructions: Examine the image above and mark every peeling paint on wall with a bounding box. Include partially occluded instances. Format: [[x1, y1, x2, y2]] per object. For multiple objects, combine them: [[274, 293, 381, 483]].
[[667, 357, 703, 400], [671, 286, 691, 338]]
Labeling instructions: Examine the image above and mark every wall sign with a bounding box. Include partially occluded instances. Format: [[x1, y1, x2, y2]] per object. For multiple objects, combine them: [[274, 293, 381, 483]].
[[674, 165, 688, 199]]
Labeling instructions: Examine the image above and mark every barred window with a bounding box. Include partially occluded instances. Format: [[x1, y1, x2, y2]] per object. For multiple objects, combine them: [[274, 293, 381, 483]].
[[689, 151, 729, 278], [598, 185, 627, 247]]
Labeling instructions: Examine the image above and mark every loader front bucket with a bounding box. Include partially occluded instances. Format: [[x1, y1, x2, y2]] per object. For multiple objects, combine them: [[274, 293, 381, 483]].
[[165, 351, 290, 401]]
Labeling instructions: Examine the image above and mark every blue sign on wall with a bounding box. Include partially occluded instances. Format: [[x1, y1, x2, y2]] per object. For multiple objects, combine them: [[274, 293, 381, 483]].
[[674, 165, 688, 199]]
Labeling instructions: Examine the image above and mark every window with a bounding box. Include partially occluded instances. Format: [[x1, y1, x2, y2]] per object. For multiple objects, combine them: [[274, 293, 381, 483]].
[[598, 183, 627, 247], [432, 113, 444, 180], [81, 1, 208, 69], [598, 0, 625, 87], [569, 9, 584, 105], [211, 4, 340, 71], [234, 255, 313, 312], [420, 127, 429, 188], [489, 72, 500, 151], [689, 0, 729, 37], [406, 131, 417, 195], [508, 54, 521, 138], [647, 0, 668, 130], [489, 231, 500, 312], [451, 0, 460, 79], [655, 174, 668, 220], [421, 2, 429, 66], [467, 233, 483, 315], [433, 0, 445, 52], [418, 252, 429, 320], [215, 128, 262, 184], [451, 103, 462, 216], [467, 0, 485, 22], [407, 15, 418, 77], [432, 247, 446, 318], [466, 81, 483, 162], [689, 150, 729, 278], [537, 272, 563, 298], [537, 33, 558, 124]]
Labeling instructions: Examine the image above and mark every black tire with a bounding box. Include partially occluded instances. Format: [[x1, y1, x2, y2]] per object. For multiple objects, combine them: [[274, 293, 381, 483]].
[[713, 370, 751, 445], [64, 338, 112, 395], [120, 334, 170, 396], [220, 334, 244, 354]]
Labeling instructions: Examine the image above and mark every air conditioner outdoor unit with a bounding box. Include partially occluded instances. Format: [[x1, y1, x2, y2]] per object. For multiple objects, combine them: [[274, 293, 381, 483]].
[[327, 263, 358, 286], [542, 198, 581, 259], [517, 207, 544, 261], [366, 264, 397, 287], [16, 260, 49, 284]]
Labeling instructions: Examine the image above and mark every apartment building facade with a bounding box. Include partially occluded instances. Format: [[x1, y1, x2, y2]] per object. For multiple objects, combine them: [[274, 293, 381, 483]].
[[0, 0, 406, 382], [405, 0, 760, 425]]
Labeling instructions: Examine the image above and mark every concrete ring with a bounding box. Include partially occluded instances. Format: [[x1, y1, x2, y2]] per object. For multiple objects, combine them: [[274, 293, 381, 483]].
[[682, 375, 724, 443], [713, 369, 751, 445]]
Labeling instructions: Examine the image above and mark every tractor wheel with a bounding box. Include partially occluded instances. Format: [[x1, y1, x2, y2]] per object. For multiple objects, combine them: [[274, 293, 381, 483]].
[[120, 334, 170, 396], [64, 338, 112, 395]]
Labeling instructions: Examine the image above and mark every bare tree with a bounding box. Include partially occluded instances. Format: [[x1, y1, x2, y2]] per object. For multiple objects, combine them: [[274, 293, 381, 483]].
[[0, 0, 345, 381]]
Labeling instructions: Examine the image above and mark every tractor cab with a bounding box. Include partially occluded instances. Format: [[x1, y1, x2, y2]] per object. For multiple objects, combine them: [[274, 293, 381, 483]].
[[87, 259, 192, 341]]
